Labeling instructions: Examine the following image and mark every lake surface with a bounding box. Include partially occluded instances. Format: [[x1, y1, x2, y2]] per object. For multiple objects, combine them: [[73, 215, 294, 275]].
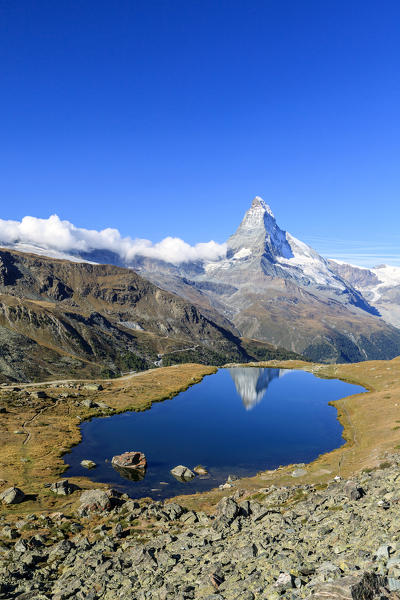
[[65, 368, 365, 499]]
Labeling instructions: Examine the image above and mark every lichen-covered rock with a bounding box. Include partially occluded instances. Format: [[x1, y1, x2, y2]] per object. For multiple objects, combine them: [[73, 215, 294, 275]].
[[0, 486, 25, 505], [216, 496, 239, 524], [311, 572, 386, 599], [78, 489, 114, 515], [344, 480, 365, 501]]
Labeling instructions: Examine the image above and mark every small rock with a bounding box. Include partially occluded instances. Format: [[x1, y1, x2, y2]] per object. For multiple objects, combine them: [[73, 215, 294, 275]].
[[344, 480, 365, 500], [15, 538, 28, 552], [83, 383, 103, 391], [180, 511, 198, 525], [388, 577, 400, 592], [170, 465, 195, 481], [30, 390, 48, 399], [193, 465, 209, 476], [210, 571, 224, 589], [1, 525, 18, 539], [274, 572, 293, 590], [376, 544, 391, 560], [81, 398, 97, 408], [80, 459, 97, 469], [112, 451, 147, 481], [163, 502, 185, 520], [50, 480, 79, 496]]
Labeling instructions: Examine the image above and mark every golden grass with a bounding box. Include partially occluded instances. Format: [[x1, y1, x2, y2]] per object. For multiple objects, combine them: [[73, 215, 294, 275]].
[[2, 356, 400, 516], [0, 364, 216, 515], [175, 357, 400, 512]]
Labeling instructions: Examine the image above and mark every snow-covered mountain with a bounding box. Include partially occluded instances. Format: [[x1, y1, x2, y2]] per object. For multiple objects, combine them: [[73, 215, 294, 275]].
[[329, 260, 400, 328], [2, 196, 400, 363], [205, 197, 365, 294], [126, 197, 400, 363]]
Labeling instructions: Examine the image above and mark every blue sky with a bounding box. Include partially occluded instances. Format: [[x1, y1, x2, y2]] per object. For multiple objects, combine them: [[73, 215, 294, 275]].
[[0, 1, 399, 266]]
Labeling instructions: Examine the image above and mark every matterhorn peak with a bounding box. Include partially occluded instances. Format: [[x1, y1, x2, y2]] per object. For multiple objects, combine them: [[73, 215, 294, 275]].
[[227, 196, 293, 261], [251, 196, 275, 218]]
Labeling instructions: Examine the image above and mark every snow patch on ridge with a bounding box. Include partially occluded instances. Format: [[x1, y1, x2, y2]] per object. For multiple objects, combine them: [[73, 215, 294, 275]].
[[232, 248, 252, 260], [275, 233, 345, 288]]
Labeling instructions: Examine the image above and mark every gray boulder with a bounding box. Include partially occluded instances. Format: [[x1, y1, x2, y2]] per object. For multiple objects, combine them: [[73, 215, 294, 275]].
[[170, 465, 195, 481], [344, 480, 365, 501], [216, 496, 240, 524], [163, 502, 185, 520], [311, 572, 386, 599], [78, 489, 114, 516], [50, 479, 79, 495], [83, 383, 103, 391], [0, 486, 25, 505]]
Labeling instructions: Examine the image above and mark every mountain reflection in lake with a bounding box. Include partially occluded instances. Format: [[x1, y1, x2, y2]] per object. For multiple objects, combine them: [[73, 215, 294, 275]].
[[229, 367, 280, 409], [66, 368, 365, 499]]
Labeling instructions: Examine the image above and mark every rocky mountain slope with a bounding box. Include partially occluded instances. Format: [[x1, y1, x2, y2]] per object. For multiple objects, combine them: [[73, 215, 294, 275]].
[[2, 198, 400, 365], [127, 198, 400, 364], [329, 260, 400, 328], [0, 249, 257, 382]]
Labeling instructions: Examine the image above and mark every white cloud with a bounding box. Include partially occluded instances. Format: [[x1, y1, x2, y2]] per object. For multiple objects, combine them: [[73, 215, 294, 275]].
[[0, 214, 227, 265]]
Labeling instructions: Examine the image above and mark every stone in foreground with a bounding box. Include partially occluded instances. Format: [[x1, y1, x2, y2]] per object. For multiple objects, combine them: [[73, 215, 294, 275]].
[[170, 465, 195, 481], [0, 486, 25, 505], [78, 489, 116, 515], [311, 572, 387, 599], [112, 451, 147, 481]]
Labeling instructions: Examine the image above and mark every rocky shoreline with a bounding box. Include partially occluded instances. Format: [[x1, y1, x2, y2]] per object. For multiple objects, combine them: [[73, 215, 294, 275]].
[[3, 456, 400, 599]]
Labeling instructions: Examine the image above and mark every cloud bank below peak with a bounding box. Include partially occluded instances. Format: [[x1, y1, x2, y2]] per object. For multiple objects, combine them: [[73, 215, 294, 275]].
[[0, 214, 227, 265]]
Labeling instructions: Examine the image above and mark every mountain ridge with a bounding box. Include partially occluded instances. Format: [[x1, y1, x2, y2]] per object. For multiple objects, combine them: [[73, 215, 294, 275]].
[[1, 198, 400, 365], [0, 247, 303, 382]]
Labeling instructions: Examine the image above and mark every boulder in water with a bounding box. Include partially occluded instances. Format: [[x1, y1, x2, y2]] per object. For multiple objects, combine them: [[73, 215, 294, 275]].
[[111, 451, 147, 481], [170, 465, 195, 481]]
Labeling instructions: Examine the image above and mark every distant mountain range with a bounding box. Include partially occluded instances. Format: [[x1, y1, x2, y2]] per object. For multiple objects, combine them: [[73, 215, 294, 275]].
[[1, 197, 400, 379]]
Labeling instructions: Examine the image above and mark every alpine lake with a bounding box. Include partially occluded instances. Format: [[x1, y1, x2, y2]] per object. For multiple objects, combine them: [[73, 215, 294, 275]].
[[65, 368, 365, 499]]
